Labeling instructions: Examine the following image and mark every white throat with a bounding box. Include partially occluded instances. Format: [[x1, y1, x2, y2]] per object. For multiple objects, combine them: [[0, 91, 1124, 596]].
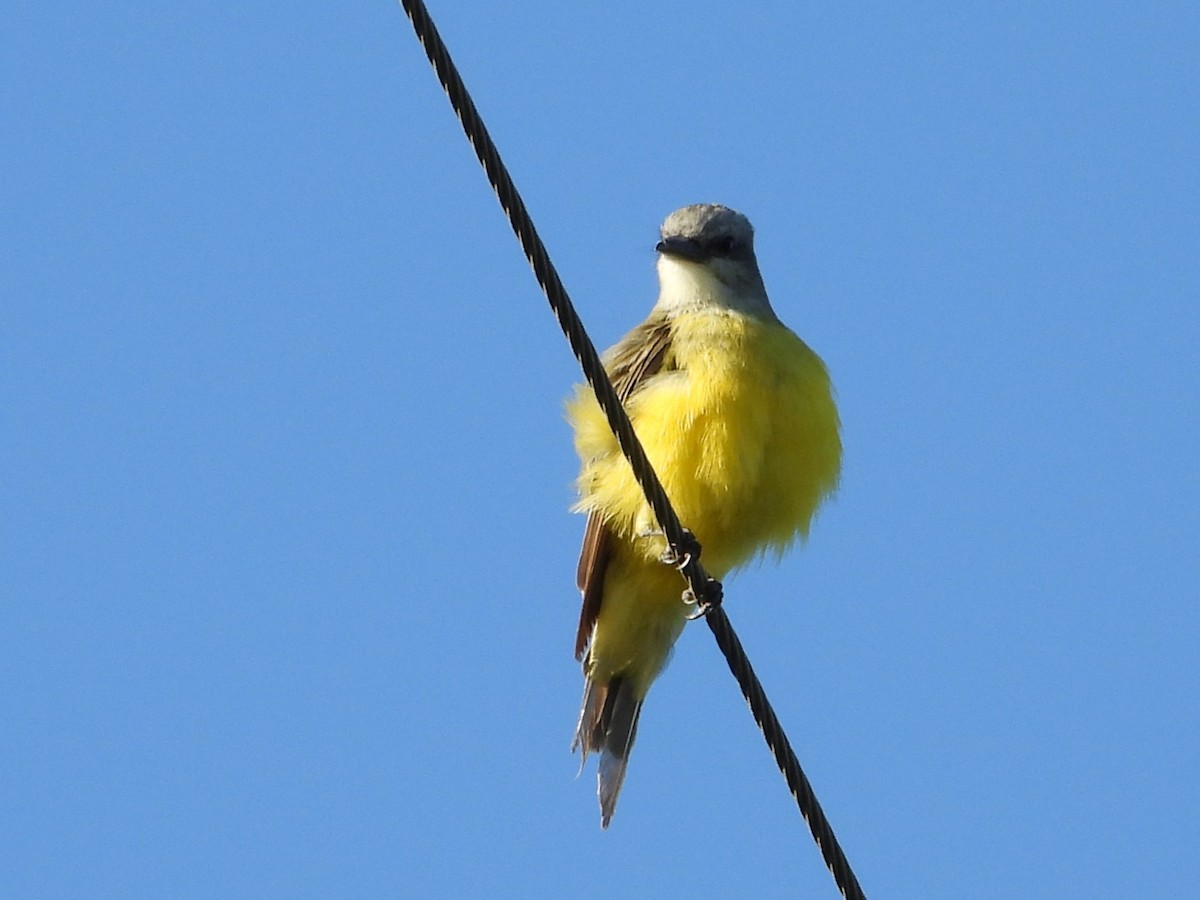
[[654, 256, 773, 318]]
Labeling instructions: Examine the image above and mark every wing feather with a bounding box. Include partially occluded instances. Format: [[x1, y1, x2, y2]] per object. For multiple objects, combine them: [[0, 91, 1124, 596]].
[[573, 313, 675, 660]]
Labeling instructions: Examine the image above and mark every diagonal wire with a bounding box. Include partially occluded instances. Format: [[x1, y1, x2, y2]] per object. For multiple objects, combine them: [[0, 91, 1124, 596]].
[[397, 0, 708, 601], [397, 3, 865, 899]]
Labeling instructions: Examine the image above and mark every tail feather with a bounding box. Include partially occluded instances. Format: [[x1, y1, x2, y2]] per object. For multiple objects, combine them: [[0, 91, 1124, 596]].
[[571, 679, 606, 761], [574, 675, 642, 828]]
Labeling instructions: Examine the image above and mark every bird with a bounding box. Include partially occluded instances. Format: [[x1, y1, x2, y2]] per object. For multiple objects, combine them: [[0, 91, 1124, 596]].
[[566, 203, 842, 827]]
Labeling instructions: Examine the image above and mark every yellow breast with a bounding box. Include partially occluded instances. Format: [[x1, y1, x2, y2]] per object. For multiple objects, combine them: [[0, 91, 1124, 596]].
[[570, 309, 841, 577]]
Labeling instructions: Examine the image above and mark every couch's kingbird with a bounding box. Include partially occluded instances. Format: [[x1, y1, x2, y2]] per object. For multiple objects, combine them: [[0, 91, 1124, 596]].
[[566, 204, 842, 827]]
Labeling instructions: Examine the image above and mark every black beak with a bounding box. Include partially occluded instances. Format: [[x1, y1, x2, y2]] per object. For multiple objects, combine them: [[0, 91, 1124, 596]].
[[655, 236, 708, 263]]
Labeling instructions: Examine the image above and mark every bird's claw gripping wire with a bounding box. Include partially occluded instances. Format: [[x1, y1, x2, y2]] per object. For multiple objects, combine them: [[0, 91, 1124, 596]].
[[661, 529, 721, 618], [660, 528, 702, 572], [683, 578, 724, 620]]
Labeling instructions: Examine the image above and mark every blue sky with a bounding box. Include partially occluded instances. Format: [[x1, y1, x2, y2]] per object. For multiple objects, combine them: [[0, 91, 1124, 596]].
[[4, 2, 1198, 897]]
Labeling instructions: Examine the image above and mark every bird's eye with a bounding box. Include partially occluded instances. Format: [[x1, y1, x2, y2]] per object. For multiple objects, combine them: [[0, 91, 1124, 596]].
[[714, 236, 737, 255]]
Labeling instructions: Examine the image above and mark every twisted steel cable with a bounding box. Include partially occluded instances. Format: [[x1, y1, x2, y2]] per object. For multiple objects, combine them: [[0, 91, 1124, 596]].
[[399, 3, 865, 898]]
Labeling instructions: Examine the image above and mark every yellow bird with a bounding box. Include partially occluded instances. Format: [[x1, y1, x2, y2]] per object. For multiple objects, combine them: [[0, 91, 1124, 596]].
[[567, 203, 842, 827]]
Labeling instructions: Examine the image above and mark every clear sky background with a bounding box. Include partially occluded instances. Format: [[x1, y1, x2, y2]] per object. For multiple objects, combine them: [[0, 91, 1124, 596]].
[[4, 2, 1198, 898]]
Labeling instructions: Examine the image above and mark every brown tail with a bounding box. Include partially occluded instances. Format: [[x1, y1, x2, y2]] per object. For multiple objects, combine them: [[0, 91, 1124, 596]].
[[572, 674, 643, 828]]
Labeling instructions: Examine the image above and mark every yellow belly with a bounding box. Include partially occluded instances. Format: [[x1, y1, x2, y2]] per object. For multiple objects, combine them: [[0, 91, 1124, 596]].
[[571, 309, 841, 576], [568, 308, 841, 694]]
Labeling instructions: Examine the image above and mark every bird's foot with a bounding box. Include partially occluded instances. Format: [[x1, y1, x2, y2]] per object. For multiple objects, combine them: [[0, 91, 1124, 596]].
[[682, 577, 723, 620], [660, 528, 701, 571]]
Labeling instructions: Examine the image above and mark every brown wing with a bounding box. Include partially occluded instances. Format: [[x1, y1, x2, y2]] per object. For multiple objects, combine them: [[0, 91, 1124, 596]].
[[574, 312, 676, 659]]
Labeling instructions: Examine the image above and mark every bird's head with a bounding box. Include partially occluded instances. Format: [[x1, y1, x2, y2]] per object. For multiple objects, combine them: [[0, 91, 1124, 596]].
[[654, 204, 772, 315]]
